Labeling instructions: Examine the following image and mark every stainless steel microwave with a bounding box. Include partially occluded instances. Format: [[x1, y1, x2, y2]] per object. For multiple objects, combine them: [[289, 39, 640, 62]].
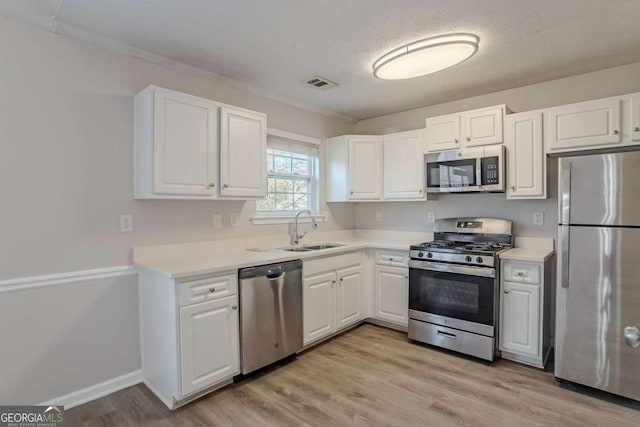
[[425, 145, 505, 193]]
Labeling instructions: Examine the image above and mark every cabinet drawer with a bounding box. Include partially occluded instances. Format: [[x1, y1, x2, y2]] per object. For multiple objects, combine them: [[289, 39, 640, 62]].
[[375, 250, 409, 267], [502, 262, 540, 284], [303, 251, 362, 277], [179, 272, 238, 306]]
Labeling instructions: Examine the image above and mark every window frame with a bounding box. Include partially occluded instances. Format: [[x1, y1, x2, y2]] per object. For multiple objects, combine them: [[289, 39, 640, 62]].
[[251, 129, 325, 225]]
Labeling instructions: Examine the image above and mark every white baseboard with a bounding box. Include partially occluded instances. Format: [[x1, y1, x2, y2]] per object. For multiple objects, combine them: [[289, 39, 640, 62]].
[[40, 370, 142, 410]]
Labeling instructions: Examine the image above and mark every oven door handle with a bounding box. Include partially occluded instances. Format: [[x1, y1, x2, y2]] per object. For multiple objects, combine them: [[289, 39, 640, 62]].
[[409, 260, 495, 278]]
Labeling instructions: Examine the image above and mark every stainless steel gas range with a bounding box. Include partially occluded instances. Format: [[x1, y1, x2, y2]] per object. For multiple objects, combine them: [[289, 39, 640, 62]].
[[408, 217, 513, 361]]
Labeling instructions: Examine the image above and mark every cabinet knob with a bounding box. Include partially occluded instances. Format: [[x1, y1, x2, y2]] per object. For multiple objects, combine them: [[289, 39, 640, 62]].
[[208, 183, 215, 188], [350, 191, 354, 195], [504, 289, 510, 294], [232, 305, 238, 310], [511, 185, 516, 190], [340, 278, 344, 282], [613, 130, 619, 135], [634, 127, 640, 132], [466, 136, 471, 141], [223, 184, 229, 188], [208, 288, 215, 293], [516, 272, 525, 277], [454, 138, 459, 143], [419, 189, 423, 193]]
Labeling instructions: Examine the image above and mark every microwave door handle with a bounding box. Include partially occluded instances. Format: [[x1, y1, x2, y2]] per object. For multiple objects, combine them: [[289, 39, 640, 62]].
[[476, 157, 483, 188]]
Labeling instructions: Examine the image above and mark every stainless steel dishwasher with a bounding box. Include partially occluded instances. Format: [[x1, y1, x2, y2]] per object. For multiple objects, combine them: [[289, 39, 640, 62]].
[[238, 259, 303, 375]]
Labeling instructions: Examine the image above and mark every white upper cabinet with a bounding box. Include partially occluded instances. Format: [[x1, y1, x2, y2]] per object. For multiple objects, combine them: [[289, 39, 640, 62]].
[[135, 86, 218, 199], [326, 135, 383, 202], [134, 86, 267, 200], [348, 136, 383, 200], [219, 107, 267, 198], [463, 105, 505, 147], [631, 94, 640, 141], [545, 98, 621, 152], [425, 114, 461, 152], [425, 105, 505, 152], [505, 112, 546, 199], [383, 130, 425, 200]]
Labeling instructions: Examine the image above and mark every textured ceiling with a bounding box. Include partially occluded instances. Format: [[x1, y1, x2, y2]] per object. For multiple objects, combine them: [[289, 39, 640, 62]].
[[3, 0, 640, 120]]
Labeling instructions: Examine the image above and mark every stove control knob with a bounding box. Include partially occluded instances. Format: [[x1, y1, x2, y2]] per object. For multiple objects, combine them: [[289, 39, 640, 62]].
[[465, 255, 472, 262], [476, 257, 483, 264], [427, 252, 433, 259], [417, 251, 424, 258]]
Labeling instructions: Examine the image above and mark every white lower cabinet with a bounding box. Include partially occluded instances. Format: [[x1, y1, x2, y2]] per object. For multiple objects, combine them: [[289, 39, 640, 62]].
[[302, 253, 363, 346], [138, 270, 240, 409], [499, 258, 552, 368], [372, 250, 409, 328], [501, 281, 539, 357], [180, 296, 239, 396], [374, 265, 408, 326]]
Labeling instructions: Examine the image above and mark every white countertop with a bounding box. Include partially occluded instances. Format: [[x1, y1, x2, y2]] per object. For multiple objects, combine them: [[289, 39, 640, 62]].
[[133, 230, 429, 279], [500, 237, 555, 262]]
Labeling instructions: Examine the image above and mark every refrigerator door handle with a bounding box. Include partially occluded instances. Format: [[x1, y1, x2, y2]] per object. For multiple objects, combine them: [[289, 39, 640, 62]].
[[559, 159, 571, 224], [560, 225, 570, 288]]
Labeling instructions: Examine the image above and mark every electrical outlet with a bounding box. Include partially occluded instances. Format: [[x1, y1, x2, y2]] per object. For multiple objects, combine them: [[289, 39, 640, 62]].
[[120, 214, 133, 232], [427, 211, 436, 223], [533, 212, 544, 226], [230, 213, 240, 226], [375, 211, 382, 222], [213, 213, 222, 229]]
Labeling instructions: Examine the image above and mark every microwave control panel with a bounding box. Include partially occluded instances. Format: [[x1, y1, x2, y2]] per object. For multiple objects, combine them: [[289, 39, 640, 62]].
[[481, 156, 499, 185]]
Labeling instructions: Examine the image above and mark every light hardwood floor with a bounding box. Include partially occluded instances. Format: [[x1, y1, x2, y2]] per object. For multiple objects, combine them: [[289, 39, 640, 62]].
[[66, 324, 639, 426]]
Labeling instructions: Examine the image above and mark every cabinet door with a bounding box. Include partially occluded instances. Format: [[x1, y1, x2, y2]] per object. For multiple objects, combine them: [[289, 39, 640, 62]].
[[180, 295, 239, 397], [505, 112, 545, 199], [462, 105, 504, 146], [425, 114, 461, 152], [545, 98, 621, 151], [347, 136, 383, 200], [374, 265, 408, 326], [631, 95, 640, 142], [383, 130, 425, 200], [303, 272, 336, 345], [153, 89, 218, 196], [219, 107, 267, 198], [501, 281, 540, 357], [336, 266, 362, 330]]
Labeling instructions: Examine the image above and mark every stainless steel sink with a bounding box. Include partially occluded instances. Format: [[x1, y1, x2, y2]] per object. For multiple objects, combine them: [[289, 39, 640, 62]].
[[280, 243, 346, 252], [302, 243, 346, 250]]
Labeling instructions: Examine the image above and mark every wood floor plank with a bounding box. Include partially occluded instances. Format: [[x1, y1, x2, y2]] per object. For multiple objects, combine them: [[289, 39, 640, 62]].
[[65, 324, 639, 426]]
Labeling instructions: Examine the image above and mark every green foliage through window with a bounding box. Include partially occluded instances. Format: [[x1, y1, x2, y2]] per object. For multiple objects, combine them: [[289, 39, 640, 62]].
[[257, 148, 314, 213]]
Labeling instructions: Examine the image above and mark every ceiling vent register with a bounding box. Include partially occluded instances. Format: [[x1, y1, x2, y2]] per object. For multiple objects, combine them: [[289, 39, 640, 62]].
[[305, 76, 338, 89]]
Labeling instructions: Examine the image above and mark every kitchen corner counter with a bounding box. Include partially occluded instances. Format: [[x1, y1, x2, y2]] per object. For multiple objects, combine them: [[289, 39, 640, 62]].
[[133, 230, 428, 279], [500, 237, 555, 262], [499, 247, 554, 262]]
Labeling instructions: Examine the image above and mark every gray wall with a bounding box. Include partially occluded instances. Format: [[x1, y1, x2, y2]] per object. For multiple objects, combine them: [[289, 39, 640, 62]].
[[0, 16, 354, 404], [352, 63, 640, 239]]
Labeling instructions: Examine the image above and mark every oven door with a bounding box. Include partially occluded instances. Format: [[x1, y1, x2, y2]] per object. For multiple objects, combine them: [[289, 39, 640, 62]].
[[408, 260, 497, 336]]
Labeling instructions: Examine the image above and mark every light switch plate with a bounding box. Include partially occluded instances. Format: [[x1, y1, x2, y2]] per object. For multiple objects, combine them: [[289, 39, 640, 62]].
[[120, 214, 133, 232], [230, 213, 240, 226], [375, 211, 382, 222], [213, 213, 222, 229], [533, 212, 544, 226], [427, 211, 436, 223]]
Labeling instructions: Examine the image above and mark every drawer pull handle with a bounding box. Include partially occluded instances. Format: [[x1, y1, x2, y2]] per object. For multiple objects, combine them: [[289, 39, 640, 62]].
[[208, 288, 216, 293], [437, 330, 457, 340], [516, 272, 525, 277]]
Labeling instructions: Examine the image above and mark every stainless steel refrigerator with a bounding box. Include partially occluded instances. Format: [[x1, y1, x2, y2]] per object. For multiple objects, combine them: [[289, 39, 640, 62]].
[[556, 151, 640, 401]]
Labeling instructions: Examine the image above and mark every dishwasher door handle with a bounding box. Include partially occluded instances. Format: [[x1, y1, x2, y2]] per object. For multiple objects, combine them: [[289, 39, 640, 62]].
[[267, 271, 286, 280]]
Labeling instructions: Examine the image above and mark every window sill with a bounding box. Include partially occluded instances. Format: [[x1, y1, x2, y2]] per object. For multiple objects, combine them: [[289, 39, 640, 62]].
[[250, 214, 327, 225]]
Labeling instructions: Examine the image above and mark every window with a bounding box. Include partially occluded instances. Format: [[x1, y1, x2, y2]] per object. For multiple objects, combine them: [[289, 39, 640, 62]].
[[256, 132, 319, 216]]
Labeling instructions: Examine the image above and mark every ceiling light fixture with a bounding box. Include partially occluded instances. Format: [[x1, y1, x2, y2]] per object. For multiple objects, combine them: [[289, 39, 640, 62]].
[[372, 33, 479, 80]]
